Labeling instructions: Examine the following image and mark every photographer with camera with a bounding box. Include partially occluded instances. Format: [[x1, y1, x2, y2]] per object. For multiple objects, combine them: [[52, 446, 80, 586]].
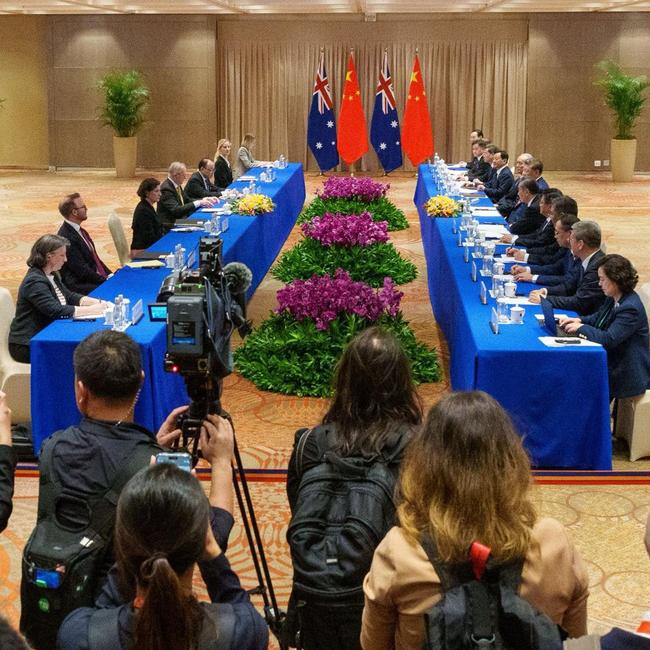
[[20, 330, 190, 649], [57, 414, 269, 650]]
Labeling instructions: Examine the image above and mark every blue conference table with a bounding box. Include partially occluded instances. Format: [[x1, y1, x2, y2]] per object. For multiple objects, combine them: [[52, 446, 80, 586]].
[[414, 164, 611, 469], [30, 163, 305, 454]]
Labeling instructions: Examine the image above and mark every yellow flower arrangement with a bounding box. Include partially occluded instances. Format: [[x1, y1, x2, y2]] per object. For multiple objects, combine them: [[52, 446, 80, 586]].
[[424, 195, 460, 218], [231, 193, 275, 216]]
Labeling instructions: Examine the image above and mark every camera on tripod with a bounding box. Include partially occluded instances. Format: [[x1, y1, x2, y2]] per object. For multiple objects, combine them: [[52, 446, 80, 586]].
[[156, 236, 249, 459]]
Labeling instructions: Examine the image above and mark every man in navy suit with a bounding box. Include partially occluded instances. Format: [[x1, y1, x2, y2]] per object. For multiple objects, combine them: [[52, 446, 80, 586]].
[[496, 152, 533, 217], [501, 188, 562, 247], [522, 158, 549, 191], [57, 193, 111, 295], [528, 220, 606, 315], [506, 178, 544, 235], [476, 150, 514, 202]]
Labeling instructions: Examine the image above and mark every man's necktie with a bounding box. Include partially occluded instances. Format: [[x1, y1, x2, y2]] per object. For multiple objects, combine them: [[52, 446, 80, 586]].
[[79, 228, 108, 279], [203, 176, 209, 191], [176, 186, 184, 205]]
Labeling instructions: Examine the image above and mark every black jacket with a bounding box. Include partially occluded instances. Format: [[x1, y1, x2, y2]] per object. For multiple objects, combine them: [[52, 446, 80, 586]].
[[58, 221, 111, 295], [130, 200, 163, 251], [157, 178, 198, 231], [546, 249, 606, 315], [214, 155, 233, 188], [467, 157, 492, 183], [509, 200, 545, 235], [185, 171, 223, 201], [515, 218, 556, 249], [9, 267, 82, 347], [0, 444, 16, 533], [484, 166, 514, 202]]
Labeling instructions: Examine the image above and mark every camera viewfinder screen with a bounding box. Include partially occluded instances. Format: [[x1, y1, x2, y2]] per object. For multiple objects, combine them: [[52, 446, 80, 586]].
[[171, 321, 197, 346]]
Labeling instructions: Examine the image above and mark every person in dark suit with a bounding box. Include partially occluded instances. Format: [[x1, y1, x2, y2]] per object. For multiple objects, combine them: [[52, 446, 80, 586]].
[[522, 158, 549, 191], [185, 159, 223, 201], [130, 177, 163, 256], [496, 152, 533, 217], [466, 139, 492, 183], [512, 214, 579, 287], [57, 193, 111, 295], [560, 254, 650, 437], [507, 178, 544, 235], [8, 235, 106, 363], [157, 162, 217, 233], [502, 188, 562, 248], [476, 150, 514, 202], [529, 220, 606, 315], [214, 138, 234, 188]]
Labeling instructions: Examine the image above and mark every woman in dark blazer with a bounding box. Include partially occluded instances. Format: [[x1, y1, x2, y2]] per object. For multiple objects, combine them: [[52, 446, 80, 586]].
[[8, 235, 106, 363], [560, 254, 650, 437], [213, 138, 233, 189], [130, 177, 163, 256]]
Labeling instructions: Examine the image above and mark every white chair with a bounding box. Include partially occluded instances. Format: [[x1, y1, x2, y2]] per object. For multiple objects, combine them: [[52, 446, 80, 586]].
[[638, 282, 650, 318], [108, 212, 131, 266], [0, 288, 31, 423], [626, 392, 650, 461]]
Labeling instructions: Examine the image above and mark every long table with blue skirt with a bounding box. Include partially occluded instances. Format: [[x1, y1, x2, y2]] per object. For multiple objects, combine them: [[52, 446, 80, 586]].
[[30, 162, 306, 454], [414, 164, 611, 469]]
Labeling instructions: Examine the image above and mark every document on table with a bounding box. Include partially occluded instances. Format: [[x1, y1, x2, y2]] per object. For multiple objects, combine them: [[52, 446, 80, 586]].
[[478, 224, 508, 239], [500, 296, 535, 305], [538, 337, 602, 348], [460, 188, 480, 195], [495, 255, 517, 263], [238, 175, 256, 181], [126, 260, 165, 268], [472, 209, 501, 217]]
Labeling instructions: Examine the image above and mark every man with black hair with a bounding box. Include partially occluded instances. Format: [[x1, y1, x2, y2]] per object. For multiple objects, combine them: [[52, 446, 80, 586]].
[[20, 330, 188, 647], [185, 158, 224, 201]]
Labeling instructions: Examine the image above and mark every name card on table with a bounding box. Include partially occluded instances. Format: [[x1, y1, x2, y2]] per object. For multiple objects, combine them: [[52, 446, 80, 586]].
[[471, 261, 477, 282], [490, 307, 500, 335], [480, 281, 487, 305], [132, 299, 144, 325]]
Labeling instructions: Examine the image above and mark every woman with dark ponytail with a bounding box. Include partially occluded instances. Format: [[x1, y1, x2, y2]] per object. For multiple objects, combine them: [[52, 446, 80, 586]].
[[58, 415, 268, 650]]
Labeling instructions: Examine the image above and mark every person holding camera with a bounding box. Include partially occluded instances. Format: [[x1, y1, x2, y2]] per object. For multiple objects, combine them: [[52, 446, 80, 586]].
[[58, 414, 268, 650], [20, 330, 189, 649]]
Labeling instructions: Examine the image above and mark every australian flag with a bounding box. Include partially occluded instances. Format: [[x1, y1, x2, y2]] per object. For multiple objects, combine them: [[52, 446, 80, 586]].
[[370, 51, 403, 174], [307, 53, 339, 172]]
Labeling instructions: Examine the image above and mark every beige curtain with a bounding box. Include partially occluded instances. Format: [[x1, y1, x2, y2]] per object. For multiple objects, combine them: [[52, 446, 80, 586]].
[[215, 27, 527, 173]]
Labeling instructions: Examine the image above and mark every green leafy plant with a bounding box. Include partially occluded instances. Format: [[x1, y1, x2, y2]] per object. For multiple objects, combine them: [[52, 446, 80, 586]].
[[299, 196, 409, 231], [97, 70, 150, 137], [272, 238, 417, 287], [594, 60, 650, 140], [234, 312, 440, 398]]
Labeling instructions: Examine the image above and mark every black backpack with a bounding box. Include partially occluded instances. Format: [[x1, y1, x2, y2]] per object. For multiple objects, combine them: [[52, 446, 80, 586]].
[[20, 433, 152, 650], [421, 535, 565, 650], [287, 426, 407, 605]]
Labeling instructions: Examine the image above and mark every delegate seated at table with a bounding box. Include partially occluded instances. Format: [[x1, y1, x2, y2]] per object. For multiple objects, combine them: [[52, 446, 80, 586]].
[[214, 138, 234, 188], [559, 254, 650, 437], [8, 235, 107, 363], [528, 220, 606, 316], [157, 162, 217, 233], [185, 158, 223, 201], [130, 177, 163, 257]]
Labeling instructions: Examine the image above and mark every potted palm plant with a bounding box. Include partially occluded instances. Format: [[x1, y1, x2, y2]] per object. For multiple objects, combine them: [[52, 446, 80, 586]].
[[98, 70, 150, 178], [594, 60, 650, 182]]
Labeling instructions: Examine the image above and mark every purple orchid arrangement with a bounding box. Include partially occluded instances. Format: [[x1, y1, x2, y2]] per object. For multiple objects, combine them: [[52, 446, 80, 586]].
[[318, 176, 389, 202], [301, 212, 389, 247], [276, 269, 403, 330]]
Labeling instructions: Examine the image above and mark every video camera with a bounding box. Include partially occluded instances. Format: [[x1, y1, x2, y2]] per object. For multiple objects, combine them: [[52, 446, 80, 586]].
[[157, 236, 249, 459]]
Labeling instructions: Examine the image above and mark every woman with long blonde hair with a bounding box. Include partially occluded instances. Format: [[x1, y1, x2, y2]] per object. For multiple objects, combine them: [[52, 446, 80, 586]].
[[213, 138, 233, 189], [361, 391, 589, 649]]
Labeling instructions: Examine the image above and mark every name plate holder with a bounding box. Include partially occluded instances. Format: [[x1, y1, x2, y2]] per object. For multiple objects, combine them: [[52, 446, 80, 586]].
[[457, 230, 462, 247], [471, 261, 477, 282], [490, 307, 500, 334], [452, 217, 458, 234], [132, 299, 144, 325], [480, 281, 487, 305], [464, 245, 470, 263]]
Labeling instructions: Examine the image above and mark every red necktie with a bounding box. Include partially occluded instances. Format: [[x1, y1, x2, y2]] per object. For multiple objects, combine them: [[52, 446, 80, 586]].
[[79, 228, 108, 278]]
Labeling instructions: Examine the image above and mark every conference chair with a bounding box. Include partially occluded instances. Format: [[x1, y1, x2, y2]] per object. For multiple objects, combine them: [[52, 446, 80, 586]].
[[0, 287, 31, 423], [624, 282, 650, 461], [108, 212, 131, 266]]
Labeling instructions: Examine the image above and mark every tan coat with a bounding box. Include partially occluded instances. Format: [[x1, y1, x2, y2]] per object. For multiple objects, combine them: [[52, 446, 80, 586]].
[[361, 518, 589, 649]]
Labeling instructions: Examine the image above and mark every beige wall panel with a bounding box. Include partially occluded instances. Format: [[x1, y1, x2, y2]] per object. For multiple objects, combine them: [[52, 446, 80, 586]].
[[50, 15, 216, 169], [0, 16, 49, 168], [528, 14, 650, 171]]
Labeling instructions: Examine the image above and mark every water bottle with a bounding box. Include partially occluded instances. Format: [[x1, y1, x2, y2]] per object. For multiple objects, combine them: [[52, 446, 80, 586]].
[[249, 179, 256, 194], [279, 154, 286, 169], [113, 295, 123, 331], [496, 288, 508, 323]]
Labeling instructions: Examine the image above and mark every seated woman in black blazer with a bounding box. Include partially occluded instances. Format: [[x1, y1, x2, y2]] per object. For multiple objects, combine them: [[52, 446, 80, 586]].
[[130, 177, 163, 257], [213, 138, 233, 189], [560, 254, 650, 437], [8, 235, 106, 363]]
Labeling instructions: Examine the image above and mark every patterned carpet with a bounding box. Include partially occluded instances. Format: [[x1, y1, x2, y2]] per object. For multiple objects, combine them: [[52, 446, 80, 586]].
[[1, 169, 650, 645]]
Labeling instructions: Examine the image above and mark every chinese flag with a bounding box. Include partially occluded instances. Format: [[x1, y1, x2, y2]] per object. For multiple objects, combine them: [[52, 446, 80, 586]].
[[337, 54, 369, 165], [402, 55, 434, 166]]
